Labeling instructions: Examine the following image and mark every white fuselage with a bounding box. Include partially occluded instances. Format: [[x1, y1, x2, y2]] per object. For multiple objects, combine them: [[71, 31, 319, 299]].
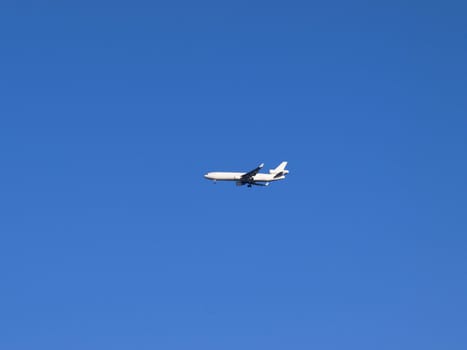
[[204, 172, 285, 182]]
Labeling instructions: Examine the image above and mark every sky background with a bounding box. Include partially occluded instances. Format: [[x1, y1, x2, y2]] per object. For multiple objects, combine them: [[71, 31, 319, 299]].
[[1, 1, 466, 349]]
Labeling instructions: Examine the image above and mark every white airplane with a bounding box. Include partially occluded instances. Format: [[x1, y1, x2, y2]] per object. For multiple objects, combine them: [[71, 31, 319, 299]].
[[204, 162, 289, 187]]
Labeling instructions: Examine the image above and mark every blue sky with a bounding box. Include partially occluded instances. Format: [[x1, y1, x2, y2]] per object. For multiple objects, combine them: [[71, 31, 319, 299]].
[[1, 1, 466, 349]]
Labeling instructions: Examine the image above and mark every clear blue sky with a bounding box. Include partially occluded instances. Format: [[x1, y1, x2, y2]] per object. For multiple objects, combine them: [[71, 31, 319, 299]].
[[1, 1, 466, 349]]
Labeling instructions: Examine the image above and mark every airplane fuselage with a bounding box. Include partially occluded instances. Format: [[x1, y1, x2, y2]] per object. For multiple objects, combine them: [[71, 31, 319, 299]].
[[204, 172, 285, 182], [204, 162, 288, 187]]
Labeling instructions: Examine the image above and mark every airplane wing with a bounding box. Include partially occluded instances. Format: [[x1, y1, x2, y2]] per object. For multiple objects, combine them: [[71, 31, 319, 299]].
[[240, 163, 264, 180]]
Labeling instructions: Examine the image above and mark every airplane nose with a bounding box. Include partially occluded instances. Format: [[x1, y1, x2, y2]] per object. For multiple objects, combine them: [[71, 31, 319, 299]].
[[204, 173, 210, 179]]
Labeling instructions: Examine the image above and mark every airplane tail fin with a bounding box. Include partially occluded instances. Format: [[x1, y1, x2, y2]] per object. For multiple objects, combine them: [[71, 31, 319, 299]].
[[269, 161, 288, 175]]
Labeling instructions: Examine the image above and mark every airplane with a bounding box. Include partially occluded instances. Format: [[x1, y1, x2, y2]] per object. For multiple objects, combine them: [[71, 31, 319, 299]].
[[204, 162, 289, 187]]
